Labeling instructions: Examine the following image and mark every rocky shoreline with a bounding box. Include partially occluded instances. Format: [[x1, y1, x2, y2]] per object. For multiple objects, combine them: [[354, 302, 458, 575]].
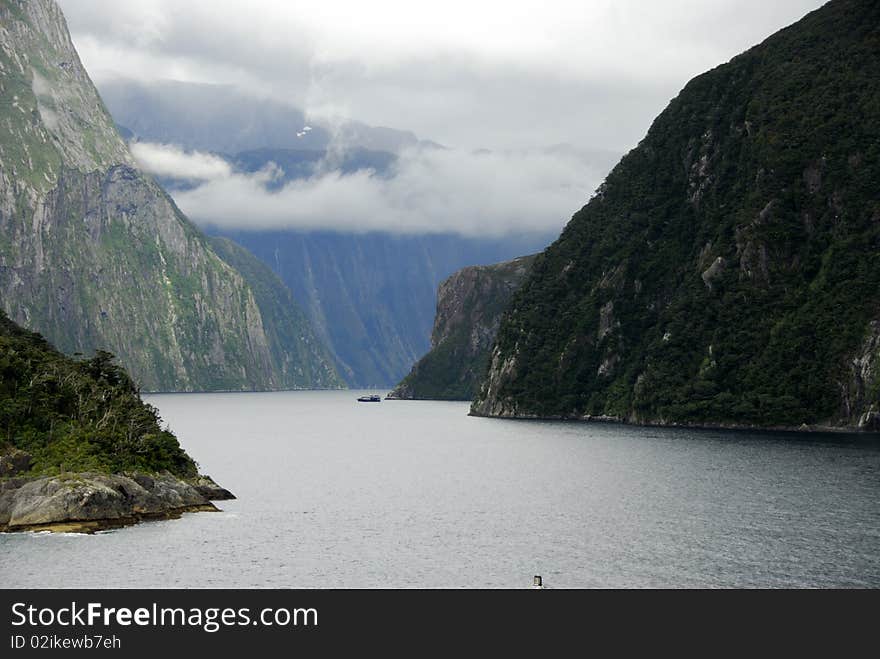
[[0, 472, 235, 534], [468, 408, 880, 435]]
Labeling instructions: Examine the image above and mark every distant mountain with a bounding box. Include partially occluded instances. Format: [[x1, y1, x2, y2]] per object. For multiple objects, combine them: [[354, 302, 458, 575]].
[[389, 255, 535, 400], [177, 145, 570, 386], [218, 230, 551, 387], [207, 236, 343, 389], [473, 0, 880, 431], [98, 78, 431, 155], [232, 147, 398, 184], [0, 0, 336, 392], [99, 79, 327, 152], [95, 79, 561, 388]]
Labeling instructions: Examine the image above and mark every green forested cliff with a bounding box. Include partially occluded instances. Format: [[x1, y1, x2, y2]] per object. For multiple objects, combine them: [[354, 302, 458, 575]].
[[0, 0, 335, 392], [389, 256, 535, 400], [473, 0, 880, 430]]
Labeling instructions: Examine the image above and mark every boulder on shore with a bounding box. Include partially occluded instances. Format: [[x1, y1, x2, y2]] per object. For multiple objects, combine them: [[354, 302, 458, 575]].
[[191, 474, 237, 501]]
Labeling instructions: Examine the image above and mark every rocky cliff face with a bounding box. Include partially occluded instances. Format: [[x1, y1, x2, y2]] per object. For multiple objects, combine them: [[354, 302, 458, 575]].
[[473, 0, 880, 430], [389, 255, 535, 400], [207, 236, 342, 389], [0, 0, 333, 391]]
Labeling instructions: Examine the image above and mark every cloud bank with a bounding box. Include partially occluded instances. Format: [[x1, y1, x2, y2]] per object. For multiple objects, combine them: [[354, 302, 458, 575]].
[[132, 142, 611, 236], [65, 1, 825, 237], [59, 0, 825, 153]]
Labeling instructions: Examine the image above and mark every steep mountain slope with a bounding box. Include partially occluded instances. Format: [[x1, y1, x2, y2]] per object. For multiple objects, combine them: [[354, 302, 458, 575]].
[[207, 236, 342, 389], [473, 0, 880, 430], [389, 255, 535, 400], [0, 0, 333, 392], [222, 230, 550, 386]]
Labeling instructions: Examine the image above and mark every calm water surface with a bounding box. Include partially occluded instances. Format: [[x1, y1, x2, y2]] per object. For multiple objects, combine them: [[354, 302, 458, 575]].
[[2, 390, 879, 588]]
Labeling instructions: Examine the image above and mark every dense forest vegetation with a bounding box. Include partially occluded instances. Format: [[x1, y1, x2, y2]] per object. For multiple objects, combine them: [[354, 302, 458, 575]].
[[0, 310, 196, 476], [474, 0, 880, 428]]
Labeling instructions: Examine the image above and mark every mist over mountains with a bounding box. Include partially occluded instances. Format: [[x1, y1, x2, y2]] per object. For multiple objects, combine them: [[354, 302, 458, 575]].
[[103, 78, 619, 237], [98, 78, 428, 155], [96, 77, 606, 385]]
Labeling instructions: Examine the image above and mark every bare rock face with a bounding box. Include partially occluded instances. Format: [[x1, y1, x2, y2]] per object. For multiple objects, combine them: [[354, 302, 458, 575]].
[[469, 346, 525, 417], [0, 472, 235, 533], [700, 257, 726, 289], [840, 320, 880, 430], [388, 255, 536, 401]]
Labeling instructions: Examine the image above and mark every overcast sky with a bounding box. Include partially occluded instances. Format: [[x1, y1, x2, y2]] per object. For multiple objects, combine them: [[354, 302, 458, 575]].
[[60, 0, 825, 152], [57, 0, 826, 236]]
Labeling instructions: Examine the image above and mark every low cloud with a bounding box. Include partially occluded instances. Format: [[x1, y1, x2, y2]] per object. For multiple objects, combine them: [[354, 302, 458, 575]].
[[132, 142, 613, 236], [130, 142, 232, 180], [61, 0, 825, 153]]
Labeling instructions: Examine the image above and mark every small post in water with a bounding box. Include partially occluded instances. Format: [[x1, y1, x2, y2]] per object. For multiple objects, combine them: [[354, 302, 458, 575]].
[[532, 575, 544, 589]]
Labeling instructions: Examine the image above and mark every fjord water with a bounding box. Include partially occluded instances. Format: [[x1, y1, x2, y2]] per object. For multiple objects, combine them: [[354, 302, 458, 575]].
[[2, 391, 878, 588]]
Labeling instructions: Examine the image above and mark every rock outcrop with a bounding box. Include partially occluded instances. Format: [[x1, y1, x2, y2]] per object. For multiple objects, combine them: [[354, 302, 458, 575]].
[[389, 255, 535, 400], [190, 474, 237, 501], [0, 472, 234, 533]]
